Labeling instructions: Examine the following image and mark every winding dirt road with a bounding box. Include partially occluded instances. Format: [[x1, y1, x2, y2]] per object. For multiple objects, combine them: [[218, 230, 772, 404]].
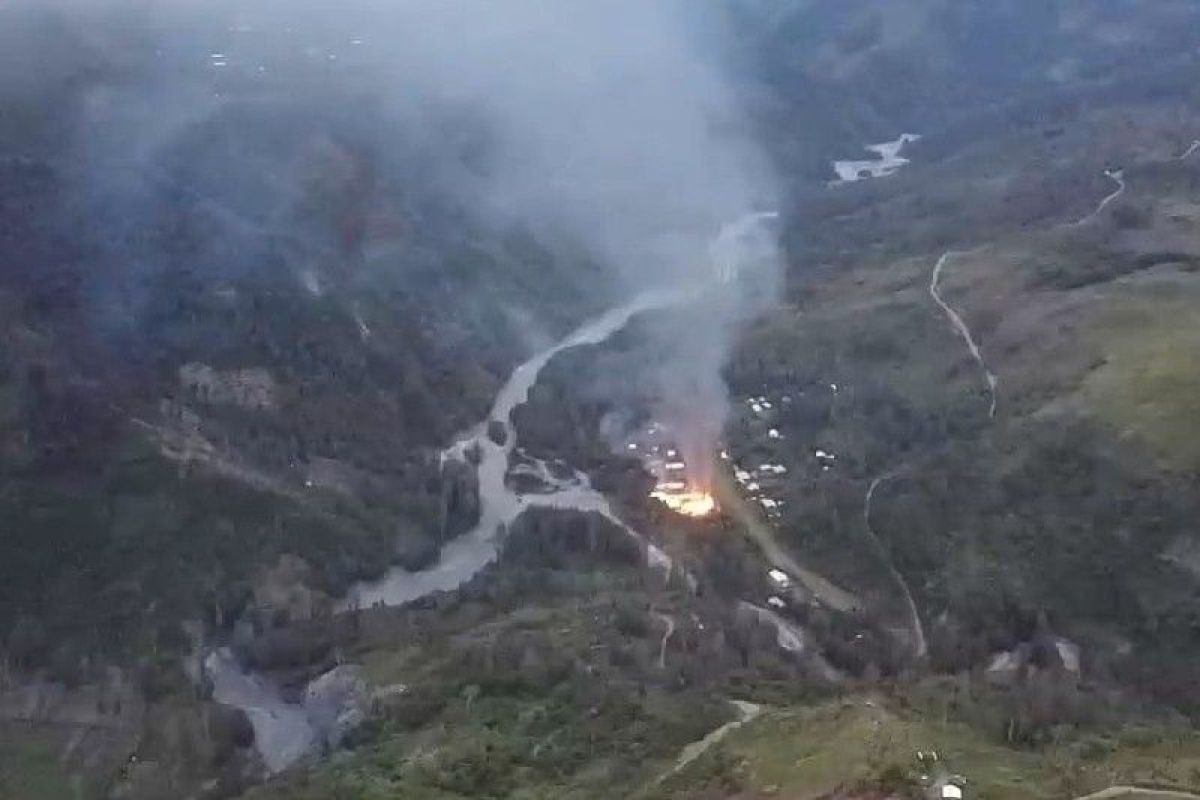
[[863, 474, 927, 660], [657, 700, 762, 783], [1180, 140, 1200, 161], [714, 470, 861, 614], [929, 249, 999, 418], [1073, 169, 1126, 227]]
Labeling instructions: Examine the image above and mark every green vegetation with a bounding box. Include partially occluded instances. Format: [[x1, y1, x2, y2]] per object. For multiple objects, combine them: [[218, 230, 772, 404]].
[[241, 515, 765, 800], [0, 736, 76, 800], [0, 427, 407, 669], [661, 695, 1200, 800], [1084, 296, 1200, 471], [3, 4, 1200, 800]]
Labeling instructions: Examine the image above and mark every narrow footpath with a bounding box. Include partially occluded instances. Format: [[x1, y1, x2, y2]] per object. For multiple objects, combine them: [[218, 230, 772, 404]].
[[929, 249, 999, 418], [863, 474, 927, 660]]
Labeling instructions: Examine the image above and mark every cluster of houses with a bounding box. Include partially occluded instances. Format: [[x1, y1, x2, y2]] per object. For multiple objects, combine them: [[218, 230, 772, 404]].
[[630, 386, 843, 520], [727, 390, 846, 519], [625, 424, 717, 515], [728, 455, 789, 520], [627, 425, 687, 491]]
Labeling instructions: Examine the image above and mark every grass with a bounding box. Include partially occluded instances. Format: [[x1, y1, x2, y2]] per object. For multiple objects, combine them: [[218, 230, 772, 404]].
[[243, 682, 731, 800], [247, 567, 742, 800], [1083, 287, 1200, 471], [0, 736, 77, 800], [659, 696, 1052, 800], [657, 694, 1200, 800]]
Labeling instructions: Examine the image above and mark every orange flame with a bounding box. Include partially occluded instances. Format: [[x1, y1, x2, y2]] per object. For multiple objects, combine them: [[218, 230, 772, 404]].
[[651, 487, 718, 517]]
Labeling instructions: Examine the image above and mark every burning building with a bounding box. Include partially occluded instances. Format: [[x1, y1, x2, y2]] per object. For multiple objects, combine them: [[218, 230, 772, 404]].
[[627, 423, 718, 518]]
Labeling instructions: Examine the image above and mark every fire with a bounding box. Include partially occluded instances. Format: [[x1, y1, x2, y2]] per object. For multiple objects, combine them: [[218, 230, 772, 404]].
[[628, 422, 718, 518], [651, 487, 718, 518]]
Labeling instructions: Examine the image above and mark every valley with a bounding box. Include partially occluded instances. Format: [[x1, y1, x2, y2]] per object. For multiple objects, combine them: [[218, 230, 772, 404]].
[[4, 3, 1200, 800]]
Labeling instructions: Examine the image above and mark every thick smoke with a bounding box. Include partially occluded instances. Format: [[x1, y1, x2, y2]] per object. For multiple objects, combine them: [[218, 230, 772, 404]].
[[22, 0, 782, 476], [350, 2, 782, 475]]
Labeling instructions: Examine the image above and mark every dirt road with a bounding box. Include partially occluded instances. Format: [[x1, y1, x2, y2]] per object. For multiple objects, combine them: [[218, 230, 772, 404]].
[[864, 474, 927, 660], [930, 249, 999, 418], [714, 471, 861, 614]]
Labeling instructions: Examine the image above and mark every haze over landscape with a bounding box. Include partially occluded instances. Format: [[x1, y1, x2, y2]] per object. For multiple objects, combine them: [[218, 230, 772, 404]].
[[3, 2, 1200, 799]]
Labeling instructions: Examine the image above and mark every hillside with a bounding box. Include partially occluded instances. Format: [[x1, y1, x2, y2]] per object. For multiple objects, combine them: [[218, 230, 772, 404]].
[[4, 2, 1200, 800]]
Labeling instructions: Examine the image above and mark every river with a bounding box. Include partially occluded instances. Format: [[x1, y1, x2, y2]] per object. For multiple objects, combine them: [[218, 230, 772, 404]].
[[344, 212, 780, 607], [341, 287, 690, 609], [204, 649, 317, 774], [206, 289, 687, 773], [207, 212, 779, 772]]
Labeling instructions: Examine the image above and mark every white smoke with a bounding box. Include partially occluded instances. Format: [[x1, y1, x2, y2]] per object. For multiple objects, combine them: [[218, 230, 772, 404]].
[[350, 2, 783, 473], [30, 0, 785, 474]]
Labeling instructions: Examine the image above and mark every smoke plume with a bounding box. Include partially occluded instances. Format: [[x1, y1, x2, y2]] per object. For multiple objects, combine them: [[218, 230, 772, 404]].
[[351, 1, 782, 473], [13, 0, 783, 475]]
